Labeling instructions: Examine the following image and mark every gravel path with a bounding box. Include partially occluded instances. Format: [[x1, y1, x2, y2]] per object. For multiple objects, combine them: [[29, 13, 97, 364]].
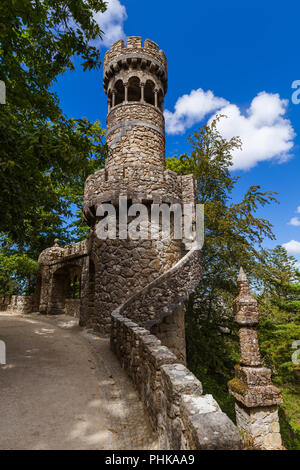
[[0, 312, 158, 450]]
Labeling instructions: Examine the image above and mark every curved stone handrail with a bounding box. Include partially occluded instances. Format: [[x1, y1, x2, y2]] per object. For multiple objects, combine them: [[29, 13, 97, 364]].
[[110, 246, 241, 450], [113, 246, 202, 329]]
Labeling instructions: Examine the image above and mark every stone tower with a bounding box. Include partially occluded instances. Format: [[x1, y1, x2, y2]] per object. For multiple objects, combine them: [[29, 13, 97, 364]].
[[104, 37, 167, 171], [81, 37, 198, 339], [36, 37, 199, 362]]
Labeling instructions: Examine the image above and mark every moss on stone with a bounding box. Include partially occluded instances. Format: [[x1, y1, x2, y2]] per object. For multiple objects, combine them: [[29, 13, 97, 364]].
[[228, 378, 247, 396]]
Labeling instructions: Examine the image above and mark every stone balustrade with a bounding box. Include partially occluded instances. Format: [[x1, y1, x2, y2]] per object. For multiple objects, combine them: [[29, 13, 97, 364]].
[[110, 312, 242, 450], [115, 247, 202, 329]]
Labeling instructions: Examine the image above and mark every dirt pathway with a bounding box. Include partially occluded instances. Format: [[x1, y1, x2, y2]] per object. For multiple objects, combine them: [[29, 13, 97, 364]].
[[0, 312, 158, 450]]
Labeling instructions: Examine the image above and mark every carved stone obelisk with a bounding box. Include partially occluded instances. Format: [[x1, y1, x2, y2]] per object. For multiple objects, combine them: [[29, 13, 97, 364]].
[[228, 268, 283, 450]]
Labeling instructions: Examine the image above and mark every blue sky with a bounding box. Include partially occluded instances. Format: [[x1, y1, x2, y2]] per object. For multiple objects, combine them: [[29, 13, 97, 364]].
[[53, 0, 300, 265]]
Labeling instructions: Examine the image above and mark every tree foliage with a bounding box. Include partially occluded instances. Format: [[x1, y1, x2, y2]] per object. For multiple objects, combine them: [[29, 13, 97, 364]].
[[0, 249, 38, 295], [256, 246, 300, 318], [0, 0, 106, 118], [167, 117, 277, 322], [167, 117, 299, 447], [0, 0, 108, 242]]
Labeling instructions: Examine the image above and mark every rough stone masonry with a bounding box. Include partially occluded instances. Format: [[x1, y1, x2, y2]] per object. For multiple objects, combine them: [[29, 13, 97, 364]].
[[35, 37, 198, 360], [228, 268, 283, 450], [81, 36, 198, 345], [19, 36, 283, 450]]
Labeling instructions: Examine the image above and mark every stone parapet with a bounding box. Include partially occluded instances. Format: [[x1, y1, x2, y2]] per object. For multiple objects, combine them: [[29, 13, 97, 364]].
[[104, 37, 167, 68], [83, 168, 197, 226], [103, 37, 167, 93], [38, 239, 88, 266], [84, 167, 181, 201], [111, 312, 241, 450], [106, 245, 200, 363]]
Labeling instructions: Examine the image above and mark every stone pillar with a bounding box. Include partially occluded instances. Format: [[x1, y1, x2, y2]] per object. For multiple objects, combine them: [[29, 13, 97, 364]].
[[154, 89, 158, 108], [228, 268, 283, 450], [124, 82, 128, 102], [112, 90, 116, 108], [140, 82, 145, 102]]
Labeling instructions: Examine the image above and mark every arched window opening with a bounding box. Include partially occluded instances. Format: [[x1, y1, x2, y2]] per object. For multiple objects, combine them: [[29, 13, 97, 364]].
[[144, 80, 155, 105], [69, 275, 80, 299], [128, 76, 141, 102], [158, 89, 164, 111], [115, 80, 125, 105], [50, 265, 82, 315]]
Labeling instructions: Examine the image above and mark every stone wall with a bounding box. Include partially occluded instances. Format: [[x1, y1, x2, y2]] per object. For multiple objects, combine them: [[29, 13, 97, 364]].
[[83, 233, 183, 334], [106, 103, 166, 168], [115, 247, 201, 328], [104, 37, 167, 70], [64, 299, 80, 317], [0, 295, 33, 313], [150, 304, 186, 364], [111, 312, 242, 450], [235, 403, 282, 450], [107, 102, 164, 129], [0, 295, 11, 311]]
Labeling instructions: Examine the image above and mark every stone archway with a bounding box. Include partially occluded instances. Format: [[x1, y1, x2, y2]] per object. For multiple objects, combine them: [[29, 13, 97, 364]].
[[49, 265, 82, 315]]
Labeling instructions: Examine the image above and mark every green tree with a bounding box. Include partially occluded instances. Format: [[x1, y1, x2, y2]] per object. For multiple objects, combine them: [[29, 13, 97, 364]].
[[0, 249, 38, 295], [167, 116, 278, 419], [256, 246, 300, 321], [0, 0, 106, 118], [0, 0, 107, 242]]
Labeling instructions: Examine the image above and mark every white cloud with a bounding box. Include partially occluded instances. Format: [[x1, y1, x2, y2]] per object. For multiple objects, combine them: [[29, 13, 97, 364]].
[[93, 0, 127, 47], [288, 217, 300, 226], [282, 240, 300, 254], [297, 206, 300, 214], [164, 89, 229, 134], [165, 89, 295, 171], [210, 92, 295, 170]]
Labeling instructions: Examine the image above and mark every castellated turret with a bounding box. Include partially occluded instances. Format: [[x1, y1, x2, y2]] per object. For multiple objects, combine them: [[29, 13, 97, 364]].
[[35, 37, 198, 349], [83, 36, 194, 220], [104, 37, 167, 170], [80, 37, 198, 339]]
